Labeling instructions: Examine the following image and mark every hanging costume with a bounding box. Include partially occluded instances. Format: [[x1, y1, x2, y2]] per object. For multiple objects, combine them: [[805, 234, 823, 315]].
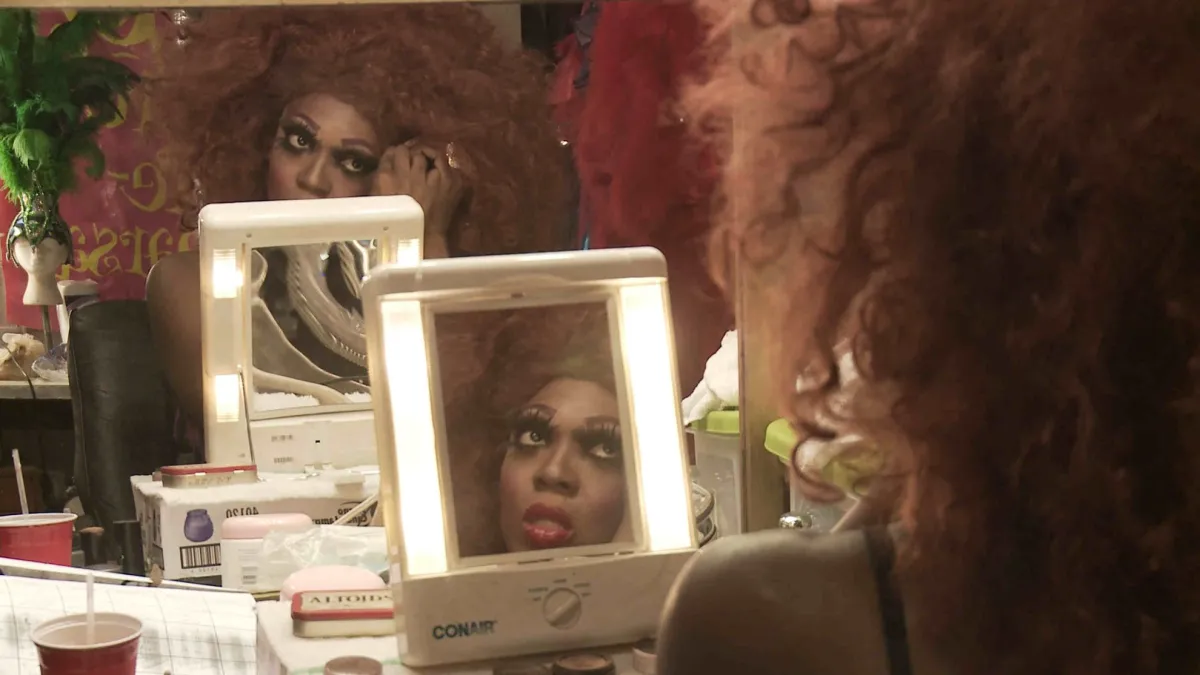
[[552, 0, 732, 391]]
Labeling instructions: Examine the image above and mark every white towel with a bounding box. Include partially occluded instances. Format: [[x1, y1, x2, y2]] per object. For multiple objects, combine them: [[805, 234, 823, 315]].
[[681, 330, 739, 425]]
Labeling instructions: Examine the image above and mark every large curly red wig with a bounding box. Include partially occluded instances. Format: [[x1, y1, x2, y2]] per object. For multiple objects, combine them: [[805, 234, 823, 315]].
[[147, 5, 570, 255], [687, 0, 1200, 673]]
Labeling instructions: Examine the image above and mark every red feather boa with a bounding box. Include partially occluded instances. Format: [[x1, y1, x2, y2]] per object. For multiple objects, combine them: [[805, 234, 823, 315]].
[[553, 1, 731, 390]]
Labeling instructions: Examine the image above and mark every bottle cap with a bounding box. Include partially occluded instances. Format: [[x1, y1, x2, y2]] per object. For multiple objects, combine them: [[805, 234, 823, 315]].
[[779, 512, 814, 529]]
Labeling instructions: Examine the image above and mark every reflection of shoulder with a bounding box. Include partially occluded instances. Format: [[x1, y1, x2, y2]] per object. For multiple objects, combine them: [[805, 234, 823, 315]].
[[146, 250, 199, 308], [658, 529, 875, 675]]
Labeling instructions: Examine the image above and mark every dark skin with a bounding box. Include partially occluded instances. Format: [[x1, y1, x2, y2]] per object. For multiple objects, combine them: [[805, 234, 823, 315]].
[[656, 528, 953, 675], [147, 93, 461, 427]]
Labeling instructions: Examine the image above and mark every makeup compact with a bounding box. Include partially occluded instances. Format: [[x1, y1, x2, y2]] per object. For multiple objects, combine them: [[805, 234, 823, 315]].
[[362, 248, 696, 668], [198, 195, 423, 471]]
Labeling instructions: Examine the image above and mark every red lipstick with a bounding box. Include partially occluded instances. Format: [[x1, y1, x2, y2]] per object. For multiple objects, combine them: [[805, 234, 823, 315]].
[[521, 503, 575, 549]]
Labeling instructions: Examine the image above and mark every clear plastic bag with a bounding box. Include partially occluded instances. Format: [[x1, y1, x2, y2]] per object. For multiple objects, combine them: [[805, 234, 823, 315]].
[[255, 524, 389, 588]]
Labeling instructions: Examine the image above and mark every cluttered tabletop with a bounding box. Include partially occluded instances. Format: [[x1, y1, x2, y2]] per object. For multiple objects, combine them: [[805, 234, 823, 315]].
[[0, 380, 70, 400]]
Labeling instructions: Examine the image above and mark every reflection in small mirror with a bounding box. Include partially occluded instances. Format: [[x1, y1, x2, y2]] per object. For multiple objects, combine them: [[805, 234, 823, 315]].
[[248, 241, 375, 415], [438, 303, 634, 558]]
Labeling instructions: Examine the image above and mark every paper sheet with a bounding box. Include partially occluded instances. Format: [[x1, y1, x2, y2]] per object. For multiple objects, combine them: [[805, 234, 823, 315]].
[[0, 573, 256, 674]]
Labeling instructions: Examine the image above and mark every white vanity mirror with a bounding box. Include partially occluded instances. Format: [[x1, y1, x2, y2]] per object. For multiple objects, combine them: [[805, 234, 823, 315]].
[[200, 195, 423, 470], [363, 248, 695, 667]]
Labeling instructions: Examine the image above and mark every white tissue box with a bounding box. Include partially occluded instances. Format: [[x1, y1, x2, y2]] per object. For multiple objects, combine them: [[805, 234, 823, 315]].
[[131, 472, 378, 581]]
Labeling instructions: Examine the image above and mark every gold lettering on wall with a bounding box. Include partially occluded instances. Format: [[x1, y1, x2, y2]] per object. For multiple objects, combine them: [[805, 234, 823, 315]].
[[58, 225, 193, 281], [111, 163, 167, 213], [98, 14, 157, 48]]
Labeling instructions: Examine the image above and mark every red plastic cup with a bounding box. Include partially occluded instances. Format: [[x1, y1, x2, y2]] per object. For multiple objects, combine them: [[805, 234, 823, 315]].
[[0, 513, 77, 566], [31, 612, 142, 675]]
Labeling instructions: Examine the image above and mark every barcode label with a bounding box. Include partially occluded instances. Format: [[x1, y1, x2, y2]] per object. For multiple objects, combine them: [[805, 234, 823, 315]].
[[180, 543, 221, 570]]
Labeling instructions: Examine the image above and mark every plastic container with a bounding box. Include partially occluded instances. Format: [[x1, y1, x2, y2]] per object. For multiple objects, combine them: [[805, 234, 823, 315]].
[[31, 611, 142, 675], [0, 513, 77, 566], [764, 419, 848, 532], [691, 482, 718, 546], [688, 410, 743, 537], [221, 513, 314, 591]]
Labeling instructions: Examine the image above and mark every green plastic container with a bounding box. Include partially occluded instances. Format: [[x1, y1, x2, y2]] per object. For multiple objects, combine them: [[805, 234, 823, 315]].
[[688, 410, 742, 537]]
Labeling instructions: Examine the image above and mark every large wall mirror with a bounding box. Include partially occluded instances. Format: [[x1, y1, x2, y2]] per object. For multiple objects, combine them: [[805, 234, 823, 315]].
[[2, 1, 769, 525]]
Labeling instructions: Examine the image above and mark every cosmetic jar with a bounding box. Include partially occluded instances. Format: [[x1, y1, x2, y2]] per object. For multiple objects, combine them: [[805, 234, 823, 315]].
[[324, 656, 383, 675], [220, 513, 314, 591], [632, 639, 657, 675]]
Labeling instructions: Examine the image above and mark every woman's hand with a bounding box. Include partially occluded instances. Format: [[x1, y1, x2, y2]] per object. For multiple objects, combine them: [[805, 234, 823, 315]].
[[372, 141, 464, 258]]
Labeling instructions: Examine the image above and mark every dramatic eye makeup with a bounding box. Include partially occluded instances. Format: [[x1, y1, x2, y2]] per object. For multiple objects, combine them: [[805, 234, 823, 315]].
[[506, 406, 623, 464], [333, 148, 379, 176], [573, 419, 622, 462], [276, 118, 380, 177], [509, 405, 554, 450], [279, 119, 316, 154]]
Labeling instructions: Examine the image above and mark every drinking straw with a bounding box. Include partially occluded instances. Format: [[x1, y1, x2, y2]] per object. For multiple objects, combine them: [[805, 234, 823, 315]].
[[332, 492, 379, 526], [86, 571, 96, 645], [11, 449, 28, 515]]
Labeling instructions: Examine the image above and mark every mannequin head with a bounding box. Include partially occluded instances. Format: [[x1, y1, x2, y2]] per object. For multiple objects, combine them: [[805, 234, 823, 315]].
[[6, 202, 72, 306], [149, 5, 570, 256], [10, 237, 66, 274], [9, 238, 67, 306]]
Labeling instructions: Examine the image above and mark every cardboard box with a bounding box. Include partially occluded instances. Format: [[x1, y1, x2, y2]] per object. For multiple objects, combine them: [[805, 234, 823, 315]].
[[131, 471, 379, 581]]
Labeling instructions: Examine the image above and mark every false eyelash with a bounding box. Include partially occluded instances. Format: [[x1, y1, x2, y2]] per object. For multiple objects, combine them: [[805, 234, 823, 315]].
[[575, 421, 622, 455], [332, 149, 380, 174], [278, 122, 315, 151], [507, 407, 554, 445], [282, 119, 316, 136]]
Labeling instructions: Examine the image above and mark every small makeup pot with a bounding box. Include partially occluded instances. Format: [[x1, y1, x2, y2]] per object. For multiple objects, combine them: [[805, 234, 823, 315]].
[[220, 513, 314, 591], [324, 656, 383, 675], [632, 639, 657, 675], [551, 654, 614, 675]]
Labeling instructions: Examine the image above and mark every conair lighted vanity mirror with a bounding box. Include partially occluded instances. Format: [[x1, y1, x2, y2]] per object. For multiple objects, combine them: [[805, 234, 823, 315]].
[[200, 195, 423, 470], [361, 247, 696, 668]]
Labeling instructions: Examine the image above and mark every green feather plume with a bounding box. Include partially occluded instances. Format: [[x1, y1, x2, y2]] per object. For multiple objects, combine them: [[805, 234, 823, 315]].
[[0, 9, 140, 204]]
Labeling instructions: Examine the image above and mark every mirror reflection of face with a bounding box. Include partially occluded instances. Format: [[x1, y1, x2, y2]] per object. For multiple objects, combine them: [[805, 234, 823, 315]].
[[266, 93, 382, 201], [498, 378, 628, 552]]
